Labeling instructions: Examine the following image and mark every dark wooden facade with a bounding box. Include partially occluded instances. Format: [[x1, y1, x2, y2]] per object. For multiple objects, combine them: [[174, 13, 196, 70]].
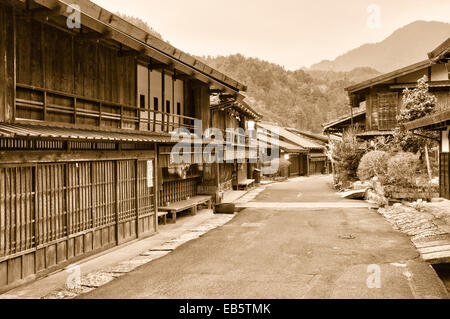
[[210, 101, 261, 194], [405, 109, 450, 199], [0, 0, 246, 292], [338, 59, 450, 138]]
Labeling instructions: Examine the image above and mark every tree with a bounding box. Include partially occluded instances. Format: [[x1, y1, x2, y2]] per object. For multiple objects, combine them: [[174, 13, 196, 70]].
[[392, 76, 438, 154], [391, 75, 438, 180]]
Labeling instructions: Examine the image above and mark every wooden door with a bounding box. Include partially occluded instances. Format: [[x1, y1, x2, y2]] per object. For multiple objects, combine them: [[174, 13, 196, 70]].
[[137, 160, 157, 237], [116, 160, 137, 244]]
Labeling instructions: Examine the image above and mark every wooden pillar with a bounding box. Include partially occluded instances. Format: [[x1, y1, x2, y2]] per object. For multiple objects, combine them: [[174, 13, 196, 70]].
[[153, 143, 159, 232], [114, 160, 119, 245], [135, 159, 139, 238], [11, 7, 16, 122], [307, 154, 310, 177]]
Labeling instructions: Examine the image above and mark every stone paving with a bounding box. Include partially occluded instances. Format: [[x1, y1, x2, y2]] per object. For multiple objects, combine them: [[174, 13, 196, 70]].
[[378, 199, 450, 242]]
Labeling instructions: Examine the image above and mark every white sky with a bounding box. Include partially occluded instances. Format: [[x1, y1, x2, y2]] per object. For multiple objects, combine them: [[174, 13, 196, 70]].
[[92, 0, 450, 70]]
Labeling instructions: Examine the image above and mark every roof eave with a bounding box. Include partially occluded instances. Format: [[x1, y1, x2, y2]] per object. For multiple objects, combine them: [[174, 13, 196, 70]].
[[345, 60, 431, 94], [18, 0, 246, 93]]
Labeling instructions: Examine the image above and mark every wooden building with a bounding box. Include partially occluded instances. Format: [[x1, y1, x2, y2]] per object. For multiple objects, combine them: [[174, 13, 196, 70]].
[[323, 39, 450, 139], [256, 122, 327, 176], [405, 110, 450, 199], [286, 128, 334, 174], [0, 0, 247, 292], [405, 39, 450, 199], [210, 94, 262, 193], [322, 110, 366, 136]]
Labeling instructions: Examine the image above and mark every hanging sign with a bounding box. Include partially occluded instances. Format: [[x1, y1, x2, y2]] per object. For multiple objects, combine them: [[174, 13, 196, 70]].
[[147, 160, 154, 188]]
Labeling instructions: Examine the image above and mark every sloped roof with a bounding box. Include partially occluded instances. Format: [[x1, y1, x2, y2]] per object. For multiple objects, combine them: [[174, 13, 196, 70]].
[[0, 123, 219, 144], [405, 109, 450, 131], [345, 60, 431, 94], [256, 122, 324, 150], [428, 37, 450, 64], [322, 110, 366, 131], [257, 133, 306, 153], [286, 128, 329, 143]]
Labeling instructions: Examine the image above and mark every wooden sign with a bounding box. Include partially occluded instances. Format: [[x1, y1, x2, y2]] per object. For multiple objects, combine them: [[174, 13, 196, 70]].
[[147, 160, 154, 188]]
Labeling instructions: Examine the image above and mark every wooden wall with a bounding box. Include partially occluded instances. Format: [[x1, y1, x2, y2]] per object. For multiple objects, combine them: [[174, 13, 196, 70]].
[[0, 155, 157, 292], [10, 14, 212, 133], [431, 89, 450, 112], [15, 17, 137, 128], [193, 82, 210, 131], [16, 19, 136, 106], [0, 4, 14, 123], [364, 83, 450, 132], [365, 88, 399, 131]]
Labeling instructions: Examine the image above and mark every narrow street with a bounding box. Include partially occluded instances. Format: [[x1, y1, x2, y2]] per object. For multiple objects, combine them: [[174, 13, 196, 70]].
[[80, 176, 447, 299]]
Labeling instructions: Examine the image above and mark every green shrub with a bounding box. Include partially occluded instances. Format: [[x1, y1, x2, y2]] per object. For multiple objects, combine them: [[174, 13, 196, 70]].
[[331, 128, 364, 187], [386, 152, 420, 187], [357, 150, 390, 182]]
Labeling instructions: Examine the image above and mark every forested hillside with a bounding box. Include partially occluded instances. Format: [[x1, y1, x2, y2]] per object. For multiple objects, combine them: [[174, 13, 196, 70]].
[[203, 54, 380, 132]]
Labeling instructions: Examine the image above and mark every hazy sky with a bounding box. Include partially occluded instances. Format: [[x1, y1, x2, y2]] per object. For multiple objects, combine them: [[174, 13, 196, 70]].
[[92, 0, 450, 70]]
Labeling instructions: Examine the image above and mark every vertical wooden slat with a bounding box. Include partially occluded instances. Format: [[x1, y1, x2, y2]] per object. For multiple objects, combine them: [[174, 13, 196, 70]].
[[13, 167, 18, 253], [0, 168, 4, 256], [20, 167, 25, 251], [5, 169, 10, 255], [135, 160, 139, 238], [114, 160, 119, 244]]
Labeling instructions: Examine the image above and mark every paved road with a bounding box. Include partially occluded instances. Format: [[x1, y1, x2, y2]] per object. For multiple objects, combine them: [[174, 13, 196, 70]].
[[81, 175, 447, 299]]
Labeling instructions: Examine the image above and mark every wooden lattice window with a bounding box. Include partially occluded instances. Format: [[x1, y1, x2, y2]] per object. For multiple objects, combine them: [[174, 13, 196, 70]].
[[377, 93, 398, 130]]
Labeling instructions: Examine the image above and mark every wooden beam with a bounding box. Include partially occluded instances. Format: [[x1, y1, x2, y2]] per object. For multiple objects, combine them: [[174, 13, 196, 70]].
[[390, 80, 450, 89], [173, 73, 193, 81], [209, 89, 224, 95], [118, 47, 146, 58], [76, 30, 111, 41], [219, 94, 237, 101], [18, 4, 62, 19], [150, 61, 172, 71]]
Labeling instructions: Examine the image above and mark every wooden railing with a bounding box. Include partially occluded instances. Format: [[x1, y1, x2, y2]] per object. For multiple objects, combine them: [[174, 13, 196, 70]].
[[15, 83, 199, 133]]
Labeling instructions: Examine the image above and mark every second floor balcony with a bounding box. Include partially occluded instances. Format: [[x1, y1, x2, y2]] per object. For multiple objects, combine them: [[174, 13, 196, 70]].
[[15, 83, 199, 134]]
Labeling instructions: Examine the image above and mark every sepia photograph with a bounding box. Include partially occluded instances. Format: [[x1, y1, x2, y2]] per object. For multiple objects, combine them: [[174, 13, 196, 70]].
[[0, 0, 449, 309]]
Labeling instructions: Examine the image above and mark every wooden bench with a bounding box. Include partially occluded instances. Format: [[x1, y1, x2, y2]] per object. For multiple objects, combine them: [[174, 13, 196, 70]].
[[238, 179, 255, 190], [159, 195, 213, 223]]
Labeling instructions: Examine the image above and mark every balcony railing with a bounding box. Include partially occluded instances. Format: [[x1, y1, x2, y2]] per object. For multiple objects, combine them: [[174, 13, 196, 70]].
[[15, 83, 199, 133]]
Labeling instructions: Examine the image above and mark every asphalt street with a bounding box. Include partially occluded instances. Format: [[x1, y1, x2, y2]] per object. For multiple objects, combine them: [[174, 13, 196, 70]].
[[80, 176, 448, 299]]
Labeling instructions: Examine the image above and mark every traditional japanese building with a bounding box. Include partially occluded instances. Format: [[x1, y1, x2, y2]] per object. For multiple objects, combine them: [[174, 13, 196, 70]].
[[405, 38, 450, 200], [0, 0, 247, 291], [256, 122, 327, 176], [323, 39, 450, 139]]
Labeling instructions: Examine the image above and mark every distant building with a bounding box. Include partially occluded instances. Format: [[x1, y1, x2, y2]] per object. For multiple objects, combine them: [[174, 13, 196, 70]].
[[256, 122, 328, 176]]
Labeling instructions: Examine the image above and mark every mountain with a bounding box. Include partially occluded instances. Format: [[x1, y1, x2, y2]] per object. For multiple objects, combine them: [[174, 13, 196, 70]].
[[202, 54, 380, 133], [311, 21, 450, 72]]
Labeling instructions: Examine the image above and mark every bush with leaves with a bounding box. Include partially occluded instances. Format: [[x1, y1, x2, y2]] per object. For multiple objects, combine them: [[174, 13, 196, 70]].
[[357, 150, 390, 182], [330, 127, 364, 187], [392, 76, 438, 153], [386, 152, 420, 187]]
